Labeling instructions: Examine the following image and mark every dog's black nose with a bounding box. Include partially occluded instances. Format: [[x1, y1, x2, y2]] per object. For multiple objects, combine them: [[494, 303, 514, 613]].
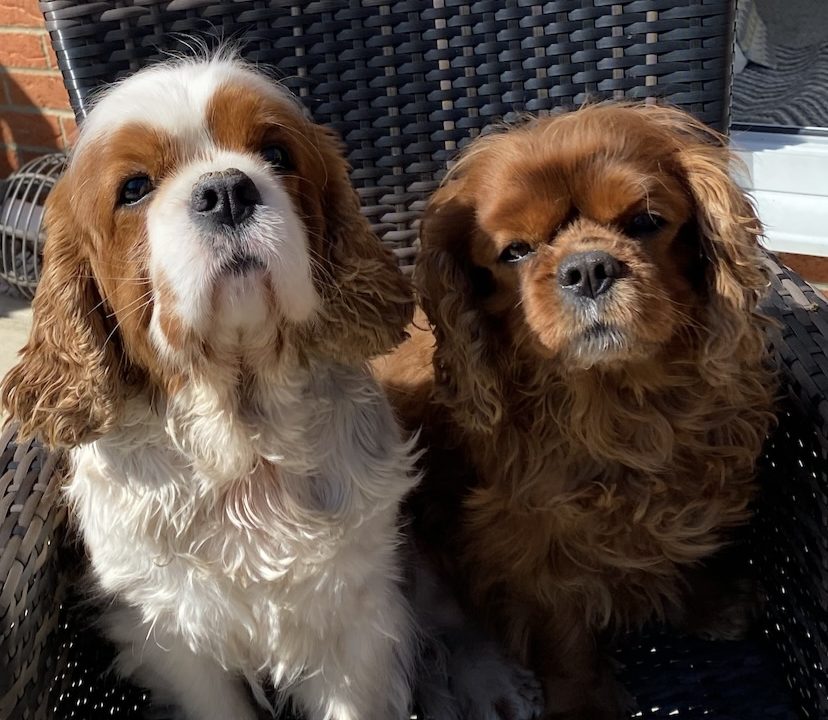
[[558, 251, 623, 299], [191, 169, 261, 227]]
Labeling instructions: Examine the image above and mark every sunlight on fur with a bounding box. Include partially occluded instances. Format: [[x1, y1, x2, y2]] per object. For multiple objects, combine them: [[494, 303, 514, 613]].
[[377, 102, 776, 720], [1, 54, 423, 720]]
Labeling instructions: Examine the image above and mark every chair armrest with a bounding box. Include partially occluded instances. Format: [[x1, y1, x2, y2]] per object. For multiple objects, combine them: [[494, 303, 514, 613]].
[[755, 255, 828, 719], [0, 424, 68, 720]]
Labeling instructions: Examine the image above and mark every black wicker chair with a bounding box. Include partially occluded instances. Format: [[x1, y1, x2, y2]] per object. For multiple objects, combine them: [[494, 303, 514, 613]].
[[1, 1, 826, 718]]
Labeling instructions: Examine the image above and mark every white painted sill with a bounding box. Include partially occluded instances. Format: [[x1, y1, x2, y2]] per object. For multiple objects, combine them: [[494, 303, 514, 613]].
[[731, 130, 828, 258]]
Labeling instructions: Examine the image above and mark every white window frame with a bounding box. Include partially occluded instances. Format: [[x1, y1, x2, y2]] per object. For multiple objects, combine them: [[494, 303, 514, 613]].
[[731, 128, 828, 257]]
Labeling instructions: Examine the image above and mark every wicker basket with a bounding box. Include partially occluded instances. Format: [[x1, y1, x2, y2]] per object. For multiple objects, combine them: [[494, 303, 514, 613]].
[[0, 154, 66, 299]]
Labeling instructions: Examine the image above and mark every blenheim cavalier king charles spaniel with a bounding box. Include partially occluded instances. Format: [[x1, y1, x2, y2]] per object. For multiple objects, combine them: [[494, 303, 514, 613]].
[[1, 57, 423, 720], [377, 104, 775, 719]]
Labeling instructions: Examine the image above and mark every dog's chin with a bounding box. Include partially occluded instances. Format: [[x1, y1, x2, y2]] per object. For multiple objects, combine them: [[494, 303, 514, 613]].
[[213, 255, 268, 296], [209, 258, 272, 334], [559, 323, 641, 371], [218, 252, 267, 277]]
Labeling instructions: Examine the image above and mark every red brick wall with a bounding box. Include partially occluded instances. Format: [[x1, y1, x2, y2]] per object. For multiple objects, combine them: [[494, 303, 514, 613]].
[[0, 0, 76, 177], [779, 253, 828, 287]]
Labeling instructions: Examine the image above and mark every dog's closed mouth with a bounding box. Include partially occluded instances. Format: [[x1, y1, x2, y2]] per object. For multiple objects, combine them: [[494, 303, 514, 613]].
[[582, 322, 617, 340], [220, 253, 266, 276], [574, 322, 628, 358]]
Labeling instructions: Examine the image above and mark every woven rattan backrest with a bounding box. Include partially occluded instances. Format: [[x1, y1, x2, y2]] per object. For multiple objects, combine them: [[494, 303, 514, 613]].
[[41, 0, 735, 269]]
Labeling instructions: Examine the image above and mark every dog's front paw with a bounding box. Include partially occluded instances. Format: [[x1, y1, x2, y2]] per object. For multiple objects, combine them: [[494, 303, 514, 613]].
[[451, 641, 544, 720]]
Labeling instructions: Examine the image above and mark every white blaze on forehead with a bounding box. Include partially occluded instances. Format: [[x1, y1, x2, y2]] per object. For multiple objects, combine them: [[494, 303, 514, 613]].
[[74, 57, 300, 157]]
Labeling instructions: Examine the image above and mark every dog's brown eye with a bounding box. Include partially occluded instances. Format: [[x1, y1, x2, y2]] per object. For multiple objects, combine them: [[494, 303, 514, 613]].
[[626, 213, 665, 238], [499, 242, 533, 263], [118, 175, 153, 206], [262, 144, 293, 171]]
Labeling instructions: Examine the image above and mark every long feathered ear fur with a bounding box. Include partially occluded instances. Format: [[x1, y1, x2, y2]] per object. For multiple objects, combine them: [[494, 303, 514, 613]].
[[307, 126, 414, 363], [0, 179, 123, 448], [416, 184, 503, 434], [652, 107, 768, 359], [683, 144, 766, 314], [638, 106, 766, 310], [640, 104, 770, 401]]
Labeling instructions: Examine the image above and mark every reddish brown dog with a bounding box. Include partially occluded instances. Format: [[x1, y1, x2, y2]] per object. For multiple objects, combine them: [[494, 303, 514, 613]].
[[377, 103, 775, 719]]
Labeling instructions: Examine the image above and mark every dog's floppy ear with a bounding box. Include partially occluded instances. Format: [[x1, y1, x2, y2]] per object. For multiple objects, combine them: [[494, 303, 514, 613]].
[[0, 178, 124, 448], [640, 105, 769, 374], [639, 106, 767, 357], [307, 125, 414, 362], [416, 183, 502, 434], [643, 106, 766, 315], [679, 138, 766, 316]]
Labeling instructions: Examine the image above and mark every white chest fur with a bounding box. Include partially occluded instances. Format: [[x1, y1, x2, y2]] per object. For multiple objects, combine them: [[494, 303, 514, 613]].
[[67, 363, 418, 679]]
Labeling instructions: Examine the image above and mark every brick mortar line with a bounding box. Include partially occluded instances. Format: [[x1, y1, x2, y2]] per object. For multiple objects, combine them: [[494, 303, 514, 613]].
[[2, 141, 66, 151], [0, 68, 64, 77], [0, 105, 75, 117], [40, 35, 57, 70], [1, 142, 67, 154], [0, 28, 47, 36], [5, 110, 73, 120], [2, 109, 73, 116]]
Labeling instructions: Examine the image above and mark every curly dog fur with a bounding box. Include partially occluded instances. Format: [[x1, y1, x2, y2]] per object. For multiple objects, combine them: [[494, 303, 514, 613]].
[[376, 103, 776, 719]]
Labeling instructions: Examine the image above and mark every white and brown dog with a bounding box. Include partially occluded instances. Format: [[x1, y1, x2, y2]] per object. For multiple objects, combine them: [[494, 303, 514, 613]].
[[2, 55, 422, 720]]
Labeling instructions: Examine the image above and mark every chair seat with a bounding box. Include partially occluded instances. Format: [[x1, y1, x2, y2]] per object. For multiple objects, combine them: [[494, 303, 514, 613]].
[[47, 596, 796, 720], [617, 627, 797, 719]]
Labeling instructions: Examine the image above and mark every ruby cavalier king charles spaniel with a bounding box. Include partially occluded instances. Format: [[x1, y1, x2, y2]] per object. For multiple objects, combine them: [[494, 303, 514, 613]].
[[378, 103, 775, 719]]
